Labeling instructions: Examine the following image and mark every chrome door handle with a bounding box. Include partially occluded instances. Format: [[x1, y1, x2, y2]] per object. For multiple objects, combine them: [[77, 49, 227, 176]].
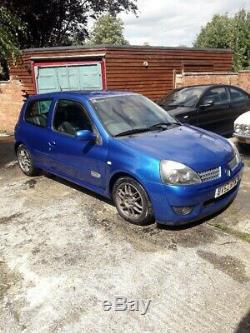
[[183, 115, 189, 119]]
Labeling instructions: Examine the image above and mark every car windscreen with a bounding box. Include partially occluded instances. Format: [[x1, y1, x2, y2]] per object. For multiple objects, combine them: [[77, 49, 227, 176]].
[[162, 86, 207, 107], [91, 94, 177, 137]]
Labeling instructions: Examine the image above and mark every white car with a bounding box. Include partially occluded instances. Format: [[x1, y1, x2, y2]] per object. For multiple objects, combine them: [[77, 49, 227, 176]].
[[234, 111, 250, 145]]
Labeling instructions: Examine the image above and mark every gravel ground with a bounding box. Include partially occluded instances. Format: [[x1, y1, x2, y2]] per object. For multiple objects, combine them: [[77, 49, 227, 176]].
[[0, 136, 249, 333]]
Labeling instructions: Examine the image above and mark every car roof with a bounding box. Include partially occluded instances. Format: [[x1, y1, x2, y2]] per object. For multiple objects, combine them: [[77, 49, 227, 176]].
[[176, 84, 248, 91], [175, 84, 219, 91], [28, 90, 138, 100]]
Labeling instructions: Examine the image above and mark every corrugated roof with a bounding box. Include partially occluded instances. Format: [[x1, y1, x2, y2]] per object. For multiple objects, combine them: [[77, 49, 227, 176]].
[[22, 44, 232, 54]]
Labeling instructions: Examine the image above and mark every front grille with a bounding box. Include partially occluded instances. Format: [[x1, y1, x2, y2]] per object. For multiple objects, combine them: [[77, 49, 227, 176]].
[[228, 155, 238, 170], [198, 167, 221, 183]]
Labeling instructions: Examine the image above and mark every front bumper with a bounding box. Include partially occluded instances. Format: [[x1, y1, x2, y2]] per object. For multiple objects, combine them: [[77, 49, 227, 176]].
[[147, 161, 244, 226], [234, 133, 250, 144]]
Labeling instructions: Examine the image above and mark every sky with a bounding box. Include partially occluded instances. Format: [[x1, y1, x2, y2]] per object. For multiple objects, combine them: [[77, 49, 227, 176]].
[[119, 0, 250, 47]]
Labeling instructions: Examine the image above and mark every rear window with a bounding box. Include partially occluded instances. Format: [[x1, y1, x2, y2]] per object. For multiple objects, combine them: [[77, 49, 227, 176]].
[[229, 87, 249, 103], [25, 99, 52, 128]]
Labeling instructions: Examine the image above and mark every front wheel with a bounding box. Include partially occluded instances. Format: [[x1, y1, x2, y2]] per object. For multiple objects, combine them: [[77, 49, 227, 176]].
[[112, 177, 154, 225], [17, 144, 39, 176]]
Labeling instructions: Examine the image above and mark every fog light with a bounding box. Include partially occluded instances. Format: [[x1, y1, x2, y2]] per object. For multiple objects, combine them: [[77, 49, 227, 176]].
[[172, 206, 193, 215]]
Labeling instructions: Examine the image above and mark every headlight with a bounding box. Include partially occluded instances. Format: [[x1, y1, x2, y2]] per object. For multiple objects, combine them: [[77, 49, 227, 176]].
[[228, 140, 241, 163], [160, 160, 201, 185]]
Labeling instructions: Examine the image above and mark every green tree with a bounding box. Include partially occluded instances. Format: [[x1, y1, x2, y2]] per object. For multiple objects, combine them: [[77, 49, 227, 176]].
[[88, 14, 128, 45], [0, 6, 26, 78], [232, 10, 250, 70], [0, 0, 137, 48], [194, 9, 250, 71], [0, 7, 25, 59]]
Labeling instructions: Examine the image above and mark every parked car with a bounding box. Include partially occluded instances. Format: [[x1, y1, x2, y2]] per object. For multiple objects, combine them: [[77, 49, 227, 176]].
[[158, 84, 250, 136], [234, 111, 250, 145], [15, 91, 244, 226]]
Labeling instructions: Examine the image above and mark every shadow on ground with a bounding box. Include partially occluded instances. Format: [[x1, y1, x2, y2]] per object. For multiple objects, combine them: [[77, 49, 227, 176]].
[[0, 136, 15, 169], [0, 135, 246, 234], [46, 173, 113, 206], [46, 171, 234, 232]]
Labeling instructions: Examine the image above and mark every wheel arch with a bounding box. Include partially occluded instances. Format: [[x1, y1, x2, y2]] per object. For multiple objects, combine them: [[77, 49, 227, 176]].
[[108, 171, 150, 199], [109, 170, 155, 225], [14, 141, 23, 154]]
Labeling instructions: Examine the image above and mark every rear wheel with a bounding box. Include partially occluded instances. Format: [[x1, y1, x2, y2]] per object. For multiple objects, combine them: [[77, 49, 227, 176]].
[[17, 144, 39, 176], [112, 177, 154, 225]]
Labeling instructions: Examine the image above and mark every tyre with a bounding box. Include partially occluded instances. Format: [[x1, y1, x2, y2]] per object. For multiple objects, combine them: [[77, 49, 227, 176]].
[[17, 144, 39, 176], [112, 177, 154, 225]]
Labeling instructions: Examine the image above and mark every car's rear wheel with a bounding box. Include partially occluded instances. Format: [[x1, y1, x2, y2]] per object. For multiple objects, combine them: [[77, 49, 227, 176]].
[[17, 144, 39, 176], [112, 177, 154, 225]]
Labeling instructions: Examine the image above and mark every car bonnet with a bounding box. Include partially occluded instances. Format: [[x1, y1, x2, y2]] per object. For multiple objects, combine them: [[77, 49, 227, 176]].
[[117, 125, 234, 172]]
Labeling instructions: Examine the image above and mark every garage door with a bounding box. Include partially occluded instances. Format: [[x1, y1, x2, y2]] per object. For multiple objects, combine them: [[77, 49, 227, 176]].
[[36, 63, 103, 93]]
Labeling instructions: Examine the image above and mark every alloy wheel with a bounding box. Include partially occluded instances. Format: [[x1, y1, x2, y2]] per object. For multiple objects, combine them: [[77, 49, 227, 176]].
[[116, 182, 144, 219], [18, 147, 32, 173]]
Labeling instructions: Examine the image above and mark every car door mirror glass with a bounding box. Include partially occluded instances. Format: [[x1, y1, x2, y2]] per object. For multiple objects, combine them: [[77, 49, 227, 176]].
[[76, 130, 96, 142]]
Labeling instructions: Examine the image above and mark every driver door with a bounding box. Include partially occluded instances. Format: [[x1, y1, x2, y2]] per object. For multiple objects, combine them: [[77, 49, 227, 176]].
[[47, 99, 108, 188], [197, 87, 230, 135]]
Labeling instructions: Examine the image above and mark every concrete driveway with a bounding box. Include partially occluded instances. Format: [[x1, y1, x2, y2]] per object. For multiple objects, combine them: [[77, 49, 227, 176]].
[[0, 136, 249, 333]]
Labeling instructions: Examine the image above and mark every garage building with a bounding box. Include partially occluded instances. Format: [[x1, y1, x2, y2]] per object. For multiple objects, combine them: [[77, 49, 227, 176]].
[[10, 45, 233, 101]]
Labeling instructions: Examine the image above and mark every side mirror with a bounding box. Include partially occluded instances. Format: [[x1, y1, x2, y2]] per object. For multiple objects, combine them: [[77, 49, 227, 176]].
[[199, 100, 214, 109], [76, 130, 96, 142]]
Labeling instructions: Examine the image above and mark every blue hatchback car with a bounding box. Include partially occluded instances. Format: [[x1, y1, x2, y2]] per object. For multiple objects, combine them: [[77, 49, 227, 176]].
[[15, 91, 244, 226]]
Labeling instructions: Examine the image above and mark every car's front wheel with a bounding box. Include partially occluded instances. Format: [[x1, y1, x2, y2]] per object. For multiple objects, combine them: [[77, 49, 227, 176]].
[[17, 144, 39, 176], [112, 177, 154, 225]]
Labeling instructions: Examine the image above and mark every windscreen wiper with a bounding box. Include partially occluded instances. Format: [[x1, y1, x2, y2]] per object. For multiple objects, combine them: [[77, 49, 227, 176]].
[[115, 122, 181, 137], [115, 127, 150, 137], [149, 122, 181, 131]]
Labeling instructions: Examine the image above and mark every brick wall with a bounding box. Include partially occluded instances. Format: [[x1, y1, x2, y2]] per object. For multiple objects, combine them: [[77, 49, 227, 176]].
[[237, 71, 250, 93], [175, 70, 250, 93], [1, 69, 249, 133], [0, 79, 24, 133]]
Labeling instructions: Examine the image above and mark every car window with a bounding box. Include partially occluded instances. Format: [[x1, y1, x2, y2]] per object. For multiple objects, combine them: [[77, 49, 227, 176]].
[[53, 99, 92, 136], [229, 87, 249, 102], [161, 86, 207, 107], [202, 87, 229, 105], [25, 99, 52, 127]]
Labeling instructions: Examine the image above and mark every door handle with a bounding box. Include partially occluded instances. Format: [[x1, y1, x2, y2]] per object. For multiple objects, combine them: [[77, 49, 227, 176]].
[[48, 141, 56, 147], [183, 115, 189, 119]]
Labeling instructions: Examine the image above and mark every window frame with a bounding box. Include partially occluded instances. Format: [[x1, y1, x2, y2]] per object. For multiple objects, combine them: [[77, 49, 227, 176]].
[[229, 86, 249, 103], [24, 98, 53, 128], [51, 98, 103, 144]]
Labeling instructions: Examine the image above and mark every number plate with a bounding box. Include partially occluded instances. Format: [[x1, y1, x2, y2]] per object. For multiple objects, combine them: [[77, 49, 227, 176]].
[[215, 177, 239, 198]]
